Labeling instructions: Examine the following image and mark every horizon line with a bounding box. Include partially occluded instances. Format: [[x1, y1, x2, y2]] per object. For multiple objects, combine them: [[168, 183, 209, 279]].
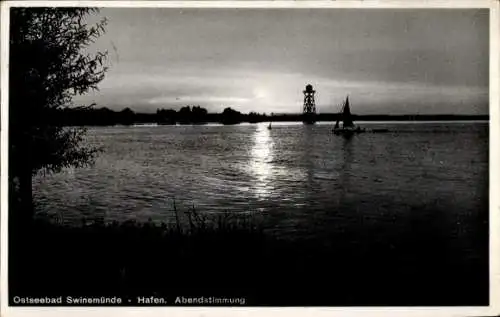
[[69, 107, 490, 117]]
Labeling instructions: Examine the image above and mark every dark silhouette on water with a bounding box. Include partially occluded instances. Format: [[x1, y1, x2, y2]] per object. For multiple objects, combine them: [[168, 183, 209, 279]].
[[333, 95, 366, 136], [176, 105, 209, 124], [220, 107, 244, 125], [156, 108, 177, 125], [302, 84, 317, 125]]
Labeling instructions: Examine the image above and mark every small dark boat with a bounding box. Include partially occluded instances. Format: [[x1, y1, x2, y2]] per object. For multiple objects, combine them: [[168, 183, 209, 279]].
[[332, 96, 365, 136], [267, 122, 272, 130]]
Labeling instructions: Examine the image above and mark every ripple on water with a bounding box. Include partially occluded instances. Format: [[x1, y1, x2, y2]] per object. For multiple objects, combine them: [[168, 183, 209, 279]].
[[32, 123, 488, 241]]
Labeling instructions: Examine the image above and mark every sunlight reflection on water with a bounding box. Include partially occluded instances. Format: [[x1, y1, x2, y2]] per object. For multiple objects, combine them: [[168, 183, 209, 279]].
[[32, 122, 488, 241], [249, 124, 274, 200]]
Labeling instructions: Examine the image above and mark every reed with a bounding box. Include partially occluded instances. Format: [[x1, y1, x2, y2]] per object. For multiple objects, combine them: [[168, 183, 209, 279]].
[[8, 202, 488, 306]]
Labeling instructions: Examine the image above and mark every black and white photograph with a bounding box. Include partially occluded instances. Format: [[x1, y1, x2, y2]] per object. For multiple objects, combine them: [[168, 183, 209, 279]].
[[1, 0, 499, 314]]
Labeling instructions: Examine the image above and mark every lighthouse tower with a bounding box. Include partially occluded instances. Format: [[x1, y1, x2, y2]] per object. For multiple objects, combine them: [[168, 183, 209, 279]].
[[302, 84, 317, 124]]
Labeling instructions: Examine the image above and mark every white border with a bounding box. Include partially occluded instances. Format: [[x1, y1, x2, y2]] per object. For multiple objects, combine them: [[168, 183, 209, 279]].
[[1, 1, 499, 317]]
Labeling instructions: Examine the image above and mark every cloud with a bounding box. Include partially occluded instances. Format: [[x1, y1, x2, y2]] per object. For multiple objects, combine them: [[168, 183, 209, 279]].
[[76, 65, 487, 115], [75, 8, 488, 115]]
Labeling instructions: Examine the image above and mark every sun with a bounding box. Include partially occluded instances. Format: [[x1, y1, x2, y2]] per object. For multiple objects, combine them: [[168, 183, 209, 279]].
[[253, 87, 269, 100]]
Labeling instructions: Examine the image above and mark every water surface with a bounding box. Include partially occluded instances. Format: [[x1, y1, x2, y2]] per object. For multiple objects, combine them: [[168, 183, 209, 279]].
[[33, 121, 488, 242]]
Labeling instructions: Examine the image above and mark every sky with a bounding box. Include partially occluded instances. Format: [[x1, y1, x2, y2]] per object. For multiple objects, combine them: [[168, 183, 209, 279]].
[[75, 8, 489, 115]]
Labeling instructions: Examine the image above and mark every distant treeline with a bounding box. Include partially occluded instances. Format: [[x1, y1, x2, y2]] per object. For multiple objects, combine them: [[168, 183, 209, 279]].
[[47, 105, 490, 126]]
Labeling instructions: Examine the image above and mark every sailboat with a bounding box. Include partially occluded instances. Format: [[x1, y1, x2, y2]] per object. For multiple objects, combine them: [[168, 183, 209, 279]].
[[332, 96, 365, 136], [267, 122, 272, 130]]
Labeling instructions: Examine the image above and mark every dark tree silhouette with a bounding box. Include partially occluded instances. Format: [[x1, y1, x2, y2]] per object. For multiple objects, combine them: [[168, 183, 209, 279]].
[[156, 108, 177, 124], [177, 105, 192, 124], [221, 107, 243, 124], [9, 8, 109, 225], [191, 105, 207, 116], [119, 107, 135, 125], [190, 105, 208, 123]]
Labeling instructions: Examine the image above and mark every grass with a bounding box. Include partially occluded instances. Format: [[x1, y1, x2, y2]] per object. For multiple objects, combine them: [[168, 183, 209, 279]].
[[9, 201, 489, 306]]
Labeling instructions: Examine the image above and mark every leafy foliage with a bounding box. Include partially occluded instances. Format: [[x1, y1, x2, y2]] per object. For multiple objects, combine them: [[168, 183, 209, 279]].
[[9, 7, 108, 177]]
